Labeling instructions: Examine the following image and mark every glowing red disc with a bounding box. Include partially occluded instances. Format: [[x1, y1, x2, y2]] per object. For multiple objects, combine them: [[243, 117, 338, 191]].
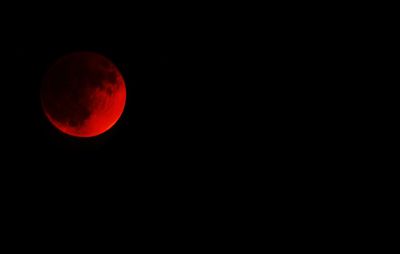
[[41, 52, 126, 138]]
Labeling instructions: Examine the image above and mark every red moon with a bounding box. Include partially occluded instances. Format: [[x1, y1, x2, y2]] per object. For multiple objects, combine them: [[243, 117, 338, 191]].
[[41, 52, 126, 138]]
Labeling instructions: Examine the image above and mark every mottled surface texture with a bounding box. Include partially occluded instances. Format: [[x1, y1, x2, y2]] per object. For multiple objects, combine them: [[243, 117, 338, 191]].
[[41, 52, 126, 137]]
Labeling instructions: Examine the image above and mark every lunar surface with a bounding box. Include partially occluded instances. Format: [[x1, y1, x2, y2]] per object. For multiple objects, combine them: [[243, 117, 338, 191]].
[[41, 52, 126, 137]]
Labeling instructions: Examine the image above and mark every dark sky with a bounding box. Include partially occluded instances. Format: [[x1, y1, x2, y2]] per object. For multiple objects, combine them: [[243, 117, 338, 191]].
[[1, 3, 370, 248], [1, 7, 246, 215], [0, 3, 360, 249], [0, 6, 278, 246]]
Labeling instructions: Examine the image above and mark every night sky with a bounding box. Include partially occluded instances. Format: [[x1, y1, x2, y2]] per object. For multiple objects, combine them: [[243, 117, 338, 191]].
[[0, 6, 262, 247], [0, 3, 365, 249], [2, 6, 245, 219]]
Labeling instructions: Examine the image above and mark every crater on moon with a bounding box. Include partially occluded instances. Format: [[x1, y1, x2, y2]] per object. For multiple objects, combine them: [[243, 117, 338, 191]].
[[41, 52, 126, 137]]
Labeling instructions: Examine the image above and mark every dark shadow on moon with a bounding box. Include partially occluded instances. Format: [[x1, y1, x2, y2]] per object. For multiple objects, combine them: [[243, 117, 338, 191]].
[[41, 52, 123, 130]]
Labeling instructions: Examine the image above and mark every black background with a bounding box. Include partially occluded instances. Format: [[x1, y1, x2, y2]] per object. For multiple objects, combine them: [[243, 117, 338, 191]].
[[5, 2, 396, 250], [4, 4, 349, 248], [1, 2, 367, 249], [1, 5, 251, 238]]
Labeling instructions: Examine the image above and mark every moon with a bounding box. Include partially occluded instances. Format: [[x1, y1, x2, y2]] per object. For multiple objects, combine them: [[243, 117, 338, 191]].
[[41, 52, 126, 138]]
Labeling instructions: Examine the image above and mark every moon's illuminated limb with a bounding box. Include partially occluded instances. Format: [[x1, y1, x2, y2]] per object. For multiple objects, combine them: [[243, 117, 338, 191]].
[[41, 52, 126, 138]]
